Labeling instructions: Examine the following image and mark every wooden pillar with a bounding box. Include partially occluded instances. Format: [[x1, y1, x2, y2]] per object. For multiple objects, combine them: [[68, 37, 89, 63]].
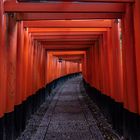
[[84, 52, 87, 81], [3, 12, 18, 140], [26, 34, 31, 96], [86, 49, 90, 84], [45, 50, 48, 84], [35, 42, 40, 91], [102, 33, 110, 95], [37, 44, 42, 90], [133, 0, 140, 114], [40, 46, 46, 87], [105, 28, 113, 97], [23, 29, 27, 100], [29, 37, 34, 96], [32, 42, 36, 93], [6, 14, 17, 113], [90, 46, 95, 85], [46, 51, 53, 83], [106, 29, 113, 98], [93, 41, 100, 90], [46, 51, 50, 83], [0, 0, 7, 118], [122, 3, 138, 113], [16, 21, 24, 105], [99, 35, 105, 93], [111, 20, 123, 103], [102, 32, 110, 96]]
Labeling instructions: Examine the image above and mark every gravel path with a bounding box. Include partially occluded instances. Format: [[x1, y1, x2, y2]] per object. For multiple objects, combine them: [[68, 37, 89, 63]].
[[17, 76, 121, 140]]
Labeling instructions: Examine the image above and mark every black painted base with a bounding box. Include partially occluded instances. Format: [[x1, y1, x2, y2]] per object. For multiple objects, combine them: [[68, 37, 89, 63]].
[[0, 72, 81, 140], [0, 117, 4, 140], [83, 79, 140, 140]]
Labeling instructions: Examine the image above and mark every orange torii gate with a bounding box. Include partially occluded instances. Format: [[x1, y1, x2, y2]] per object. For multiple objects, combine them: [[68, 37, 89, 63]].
[[0, 0, 140, 139]]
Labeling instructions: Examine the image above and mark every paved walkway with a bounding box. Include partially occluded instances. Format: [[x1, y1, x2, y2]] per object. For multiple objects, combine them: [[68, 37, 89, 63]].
[[18, 76, 121, 140]]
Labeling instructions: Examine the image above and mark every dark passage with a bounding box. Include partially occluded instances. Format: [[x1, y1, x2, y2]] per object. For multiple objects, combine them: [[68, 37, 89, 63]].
[[17, 76, 121, 140]]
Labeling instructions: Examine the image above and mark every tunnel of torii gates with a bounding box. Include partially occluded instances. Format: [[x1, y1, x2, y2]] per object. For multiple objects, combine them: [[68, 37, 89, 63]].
[[0, 0, 140, 139]]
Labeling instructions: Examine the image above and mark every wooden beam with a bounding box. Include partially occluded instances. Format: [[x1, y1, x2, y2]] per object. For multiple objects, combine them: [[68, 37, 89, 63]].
[[49, 50, 86, 55], [39, 41, 95, 45], [32, 35, 99, 40], [62, 58, 82, 60], [79, 0, 134, 2], [31, 32, 103, 36], [45, 48, 87, 51], [42, 44, 92, 50], [57, 57, 82, 62], [23, 20, 112, 28], [16, 13, 123, 20], [4, 2, 125, 13], [54, 54, 84, 57], [54, 55, 84, 62], [13, 0, 135, 3], [34, 38, 98, 42], [28, 28, 108, 33]]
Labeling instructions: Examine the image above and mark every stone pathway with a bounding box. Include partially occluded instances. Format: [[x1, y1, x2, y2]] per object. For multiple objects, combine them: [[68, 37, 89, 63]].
[[17, 76, 121, 140]]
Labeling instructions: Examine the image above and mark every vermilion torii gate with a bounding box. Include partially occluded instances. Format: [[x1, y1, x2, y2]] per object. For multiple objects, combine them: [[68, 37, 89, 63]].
[[0, 0, 140, 139]]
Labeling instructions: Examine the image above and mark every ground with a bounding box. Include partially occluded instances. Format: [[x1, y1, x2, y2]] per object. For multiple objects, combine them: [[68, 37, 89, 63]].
[[17, 76, 121, 140]]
